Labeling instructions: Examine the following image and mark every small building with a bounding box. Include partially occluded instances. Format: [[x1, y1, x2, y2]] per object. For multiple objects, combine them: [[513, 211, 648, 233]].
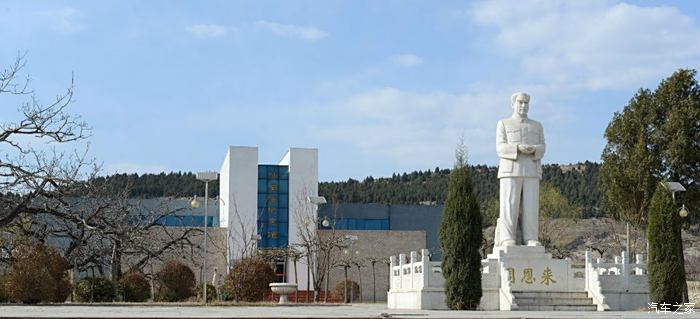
[[214, 146, 441, 301], [219, 146, 319, 287]]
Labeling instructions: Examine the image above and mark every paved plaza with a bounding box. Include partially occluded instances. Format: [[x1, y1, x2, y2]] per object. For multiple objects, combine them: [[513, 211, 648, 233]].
[[0, 304, 695, 319]]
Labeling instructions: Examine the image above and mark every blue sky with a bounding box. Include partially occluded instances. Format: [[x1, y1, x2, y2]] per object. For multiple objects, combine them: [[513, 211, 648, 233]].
[[2, 0, 700, 181]]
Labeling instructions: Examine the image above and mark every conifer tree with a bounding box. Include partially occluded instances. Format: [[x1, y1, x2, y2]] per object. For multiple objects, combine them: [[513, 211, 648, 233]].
[[601, 69, 700, 227], [647, 183, 686, 304], [438, 141, 482, 310]]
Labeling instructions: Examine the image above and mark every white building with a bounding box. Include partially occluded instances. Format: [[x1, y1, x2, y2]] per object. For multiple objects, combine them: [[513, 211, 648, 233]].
[[219, 146, 319, 286]]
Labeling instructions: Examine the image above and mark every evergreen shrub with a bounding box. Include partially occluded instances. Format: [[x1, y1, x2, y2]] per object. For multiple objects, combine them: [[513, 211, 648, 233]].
[[648, 183, 686, 303], [438, 152, 483, 310]]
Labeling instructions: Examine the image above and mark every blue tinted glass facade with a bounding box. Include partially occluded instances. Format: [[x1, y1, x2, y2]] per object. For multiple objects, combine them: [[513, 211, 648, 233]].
[[157, 215, 217, 227], [258, 165, 289, 248], [332, 218, 389, 230]]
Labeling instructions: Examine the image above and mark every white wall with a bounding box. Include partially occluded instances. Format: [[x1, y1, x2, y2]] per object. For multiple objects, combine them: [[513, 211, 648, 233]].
[[219, 146, 258, 263], [219, 150, 230, 227], [280, 148, 318, 287]]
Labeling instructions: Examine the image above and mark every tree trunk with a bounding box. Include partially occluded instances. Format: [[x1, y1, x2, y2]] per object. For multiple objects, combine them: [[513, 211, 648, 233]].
[[343, 266, 349, 303], [111, 242, 122, 281], [294, 258, 298, 303], [282, 252, 287, 282], [324, 253, 331, 303], [371, 261, 376, 303], [306, 259, 310, 303], [356, 265, 362, 303]]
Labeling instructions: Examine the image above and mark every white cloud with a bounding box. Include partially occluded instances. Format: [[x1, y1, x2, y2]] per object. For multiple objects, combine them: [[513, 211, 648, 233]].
[[39, 8, 84, 34], [308, 85, 578, 169], [185, 24, 236, 38], [389, 54, 423, 67], [309, 88, 510, 168], [104, 162, 168, 175], [255, 20, 328, 41], [471, 0, 700, 90]]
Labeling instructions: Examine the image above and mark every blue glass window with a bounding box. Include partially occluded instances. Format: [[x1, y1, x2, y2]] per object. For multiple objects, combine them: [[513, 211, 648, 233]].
[[365, 220, 381, 230], [279, 167, 289, 179], [268, 182, 279, 193], [257, 164, 289, 249], [278, 223, 288, 236], [279, 180, 289, 193], [279, 195, 289, 208], [381, 220, 389, 229], [330, 218, 389, 231], [278, 209, 289, 222]]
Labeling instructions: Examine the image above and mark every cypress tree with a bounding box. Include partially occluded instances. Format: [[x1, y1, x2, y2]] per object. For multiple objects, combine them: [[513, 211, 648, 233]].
[[647, 183, 686, 304], [438, 143, 482, 310]]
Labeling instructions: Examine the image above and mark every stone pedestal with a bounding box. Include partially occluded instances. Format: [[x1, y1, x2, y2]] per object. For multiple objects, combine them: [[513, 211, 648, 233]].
[[480, 245, 586, 310], [485, 245, 584, 292]]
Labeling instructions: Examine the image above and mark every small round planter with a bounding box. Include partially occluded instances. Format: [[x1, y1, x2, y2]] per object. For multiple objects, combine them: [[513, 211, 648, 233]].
[[269, 283, 298, 304]]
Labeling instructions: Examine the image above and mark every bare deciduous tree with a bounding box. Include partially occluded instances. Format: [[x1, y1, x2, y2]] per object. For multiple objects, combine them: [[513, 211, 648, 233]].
[[292, 190, 350, 302], [1, 54, 91, 229]]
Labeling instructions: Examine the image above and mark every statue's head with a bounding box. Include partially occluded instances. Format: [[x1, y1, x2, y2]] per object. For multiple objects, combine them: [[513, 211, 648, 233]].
[[511, 92, 530, 118]]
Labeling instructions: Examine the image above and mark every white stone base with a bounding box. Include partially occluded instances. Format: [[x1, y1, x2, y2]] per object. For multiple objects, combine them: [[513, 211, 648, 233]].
[[387, 247, 650, 311], [484, 245, 584, 292], [479, 288, 499, 310], [601, 292, 648, 311], [387, 289, 447, 310]]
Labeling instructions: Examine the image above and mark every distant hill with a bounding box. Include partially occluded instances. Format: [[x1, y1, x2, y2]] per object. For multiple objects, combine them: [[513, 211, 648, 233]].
[[320, 161, 603, 218], [95, 161, 603, 218]]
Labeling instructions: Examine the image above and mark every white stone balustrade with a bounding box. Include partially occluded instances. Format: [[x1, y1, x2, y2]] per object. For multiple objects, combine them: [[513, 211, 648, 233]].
[[585, 251, 649, 311], [390, 249, 444, 291], [387, 249, 446, 310]]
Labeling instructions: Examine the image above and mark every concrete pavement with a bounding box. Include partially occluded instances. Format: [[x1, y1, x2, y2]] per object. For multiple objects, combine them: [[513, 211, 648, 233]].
[[0, 304, 695, 319]]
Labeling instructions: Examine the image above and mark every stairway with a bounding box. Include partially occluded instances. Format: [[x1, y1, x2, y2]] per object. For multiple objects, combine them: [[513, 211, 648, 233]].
[[513, 291, 597, 311]]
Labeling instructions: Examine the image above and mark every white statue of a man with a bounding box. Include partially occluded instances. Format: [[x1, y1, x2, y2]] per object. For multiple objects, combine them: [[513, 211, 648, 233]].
[[494, 92, 545, 248]]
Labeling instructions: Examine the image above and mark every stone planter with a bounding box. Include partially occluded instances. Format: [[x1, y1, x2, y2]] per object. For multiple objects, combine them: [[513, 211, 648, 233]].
[[269, 283, 298, 304]]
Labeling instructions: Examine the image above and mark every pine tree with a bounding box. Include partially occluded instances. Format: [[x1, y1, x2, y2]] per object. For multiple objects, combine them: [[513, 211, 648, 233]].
[[438, 142, 482, 310], [647, 183, 686, 304]]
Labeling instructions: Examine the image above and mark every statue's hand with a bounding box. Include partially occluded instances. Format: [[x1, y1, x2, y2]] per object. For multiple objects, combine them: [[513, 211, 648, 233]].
[[518, 144, 535, 154]]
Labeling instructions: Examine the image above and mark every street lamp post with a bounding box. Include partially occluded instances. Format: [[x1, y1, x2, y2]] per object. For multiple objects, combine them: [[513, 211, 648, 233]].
[[194, 171, 218, 304]]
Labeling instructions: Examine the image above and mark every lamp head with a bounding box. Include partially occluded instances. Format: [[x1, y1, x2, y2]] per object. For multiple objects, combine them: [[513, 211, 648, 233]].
[[190, 195, 200, 209], [680, 204, 689, 218]]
